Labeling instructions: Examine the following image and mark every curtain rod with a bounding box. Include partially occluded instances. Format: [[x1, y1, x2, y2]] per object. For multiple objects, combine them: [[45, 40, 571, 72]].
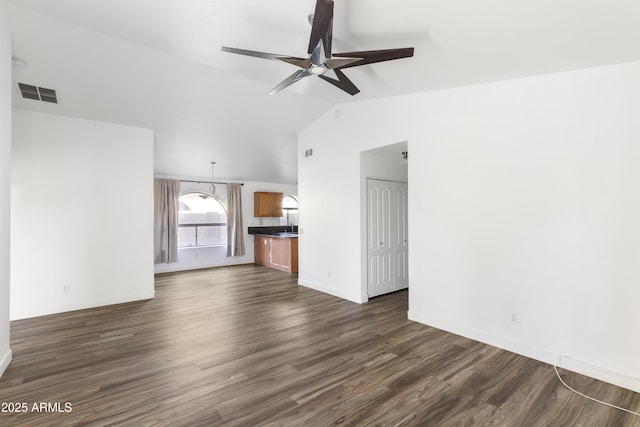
[[180, 179, 244, 186]]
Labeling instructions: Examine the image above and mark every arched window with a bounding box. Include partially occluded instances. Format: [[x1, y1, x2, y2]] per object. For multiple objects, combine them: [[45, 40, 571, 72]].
[[282, 195, 298, 210], [282, 195, 298, 225], [177, 192, 227, 247]]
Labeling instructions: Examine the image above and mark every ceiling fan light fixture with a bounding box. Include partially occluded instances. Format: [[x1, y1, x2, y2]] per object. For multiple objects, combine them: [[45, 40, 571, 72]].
[[309, 64, 327, 76]]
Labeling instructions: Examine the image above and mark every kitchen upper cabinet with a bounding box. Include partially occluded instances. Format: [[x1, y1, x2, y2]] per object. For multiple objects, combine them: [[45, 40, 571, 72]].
[[254, 192, 283, 217]]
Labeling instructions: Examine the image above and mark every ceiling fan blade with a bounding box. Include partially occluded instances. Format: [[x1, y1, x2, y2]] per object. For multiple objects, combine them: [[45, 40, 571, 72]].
[[278, 57, 312, 69], [310, 39, 324, 66], [331, 47, 414, 69], [268, 69, 312, 95], [318, 69, 360, 96], [308, 0, 333, 58], [221, 46, 286, 61], [325, 57, 363, 70], [223, 46, 311, 69]]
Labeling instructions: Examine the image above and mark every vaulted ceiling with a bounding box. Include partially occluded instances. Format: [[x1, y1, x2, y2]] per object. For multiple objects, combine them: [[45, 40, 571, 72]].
[[4, 0, 640, 184]]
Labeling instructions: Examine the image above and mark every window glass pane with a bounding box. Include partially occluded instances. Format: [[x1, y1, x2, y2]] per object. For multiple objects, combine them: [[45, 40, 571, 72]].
[[179, 193, 226, 225], [282, 195, 298, 209], [282, 195, 298, 226], [198, 225, 227, 246], [178, 226, 196, 247], [286, 212, 299, 225], [178, 192, 228, 247]]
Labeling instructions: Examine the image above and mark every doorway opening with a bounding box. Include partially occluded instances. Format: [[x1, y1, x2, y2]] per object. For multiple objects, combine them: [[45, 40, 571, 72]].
[[360, 141, 409, 302]]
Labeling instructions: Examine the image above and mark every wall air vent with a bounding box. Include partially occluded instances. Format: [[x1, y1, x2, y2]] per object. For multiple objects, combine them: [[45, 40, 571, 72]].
[[17, 83, 58, 104]]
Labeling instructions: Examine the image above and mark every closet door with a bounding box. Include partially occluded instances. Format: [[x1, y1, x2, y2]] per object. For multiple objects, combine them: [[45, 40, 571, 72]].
[[393, 182, 409, 291], [367, 179, 394, 297], [367, 179, 408, 298]]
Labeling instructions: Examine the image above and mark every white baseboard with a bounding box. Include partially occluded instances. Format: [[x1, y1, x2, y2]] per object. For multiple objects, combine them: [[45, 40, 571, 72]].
[[10, 291, 155, 321], [154, 260, 254, 274], [0, 349, 12, 378], [298, 280, 365, 304], [408, 309, 640, 394], [558, 356, 640, 395]]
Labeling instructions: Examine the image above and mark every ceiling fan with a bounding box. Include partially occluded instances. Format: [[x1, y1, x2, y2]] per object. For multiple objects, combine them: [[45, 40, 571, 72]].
[[221, 0, 414, 96]]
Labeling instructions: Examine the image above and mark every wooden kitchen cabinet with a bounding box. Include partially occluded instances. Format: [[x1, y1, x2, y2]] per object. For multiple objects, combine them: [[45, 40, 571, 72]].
[[254, 235, 271, 267], [253, 235, 298, 273], [254, 192, 283, 217], [270, 237, 298, 273]]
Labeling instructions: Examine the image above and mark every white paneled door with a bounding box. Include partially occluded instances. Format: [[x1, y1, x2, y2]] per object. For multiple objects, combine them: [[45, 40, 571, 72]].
[[367, 179, 408, 298]]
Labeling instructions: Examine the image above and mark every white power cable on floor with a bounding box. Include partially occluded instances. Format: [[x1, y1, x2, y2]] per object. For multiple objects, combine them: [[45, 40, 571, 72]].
[[553, 365, 640, 418]]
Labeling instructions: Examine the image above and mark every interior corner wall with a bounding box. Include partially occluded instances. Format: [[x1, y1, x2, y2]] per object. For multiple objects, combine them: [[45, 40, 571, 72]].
[[0, 5, 13, 377], [298, 107, 413, 303], [299, 60, 640, 393], [11, 109, 155, 320]]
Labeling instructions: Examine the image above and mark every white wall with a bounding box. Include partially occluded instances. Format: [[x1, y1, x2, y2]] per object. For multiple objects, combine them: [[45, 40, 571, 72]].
[[11, 110, 155, 320], [298, 129, 366, 303], [298, 111, 412, 303], [0, 5, 13, 377], [299, 61, 640, 393], [153, 179, 297, 274]]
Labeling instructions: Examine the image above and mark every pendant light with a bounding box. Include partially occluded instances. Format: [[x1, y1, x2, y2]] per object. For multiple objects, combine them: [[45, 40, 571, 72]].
[[209, 161, 222, 200]]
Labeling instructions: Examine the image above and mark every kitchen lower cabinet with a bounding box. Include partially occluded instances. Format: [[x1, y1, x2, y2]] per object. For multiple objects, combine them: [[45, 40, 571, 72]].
[[254, 236, 298, 273], [270, 237, 298, 273], [255, 235, 271, 266]]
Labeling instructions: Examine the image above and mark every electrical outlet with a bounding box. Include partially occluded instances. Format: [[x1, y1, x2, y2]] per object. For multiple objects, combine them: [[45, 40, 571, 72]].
[[62, 284, 70, 294], [328, 272, 332, 279], [510, 313, 519, 325]]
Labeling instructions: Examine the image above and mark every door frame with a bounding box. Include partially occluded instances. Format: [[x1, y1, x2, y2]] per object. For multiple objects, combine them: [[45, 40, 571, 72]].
[[359, 141, 409, 303]]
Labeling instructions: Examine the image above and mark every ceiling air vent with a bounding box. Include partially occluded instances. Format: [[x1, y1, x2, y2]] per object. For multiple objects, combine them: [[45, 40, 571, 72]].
[[17, 83, 58, 104]]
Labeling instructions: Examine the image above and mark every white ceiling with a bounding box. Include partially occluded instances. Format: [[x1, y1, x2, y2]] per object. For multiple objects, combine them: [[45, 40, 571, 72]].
[[3, 0, 640, 184]]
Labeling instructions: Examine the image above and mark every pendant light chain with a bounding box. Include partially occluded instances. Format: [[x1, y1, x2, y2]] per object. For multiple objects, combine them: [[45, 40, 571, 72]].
[[209, 161, 216, 196]]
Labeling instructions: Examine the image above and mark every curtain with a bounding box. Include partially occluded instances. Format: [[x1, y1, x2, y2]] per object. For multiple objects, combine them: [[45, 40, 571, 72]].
[[154, 178, 180, 264], [226, 183, 246, 257]]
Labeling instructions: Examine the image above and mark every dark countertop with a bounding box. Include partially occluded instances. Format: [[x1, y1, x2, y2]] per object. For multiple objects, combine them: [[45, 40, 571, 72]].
[[248, 226, 298, 239], [256, 232, 298, 239]]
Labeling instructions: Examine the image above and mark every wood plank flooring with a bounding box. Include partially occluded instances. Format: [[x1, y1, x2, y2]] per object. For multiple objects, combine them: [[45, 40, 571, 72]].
[[1, 264, 640, 426]]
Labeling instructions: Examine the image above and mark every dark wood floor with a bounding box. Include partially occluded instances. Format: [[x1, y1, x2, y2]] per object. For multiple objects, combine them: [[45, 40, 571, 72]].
[[1, 264, 640, 426]]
